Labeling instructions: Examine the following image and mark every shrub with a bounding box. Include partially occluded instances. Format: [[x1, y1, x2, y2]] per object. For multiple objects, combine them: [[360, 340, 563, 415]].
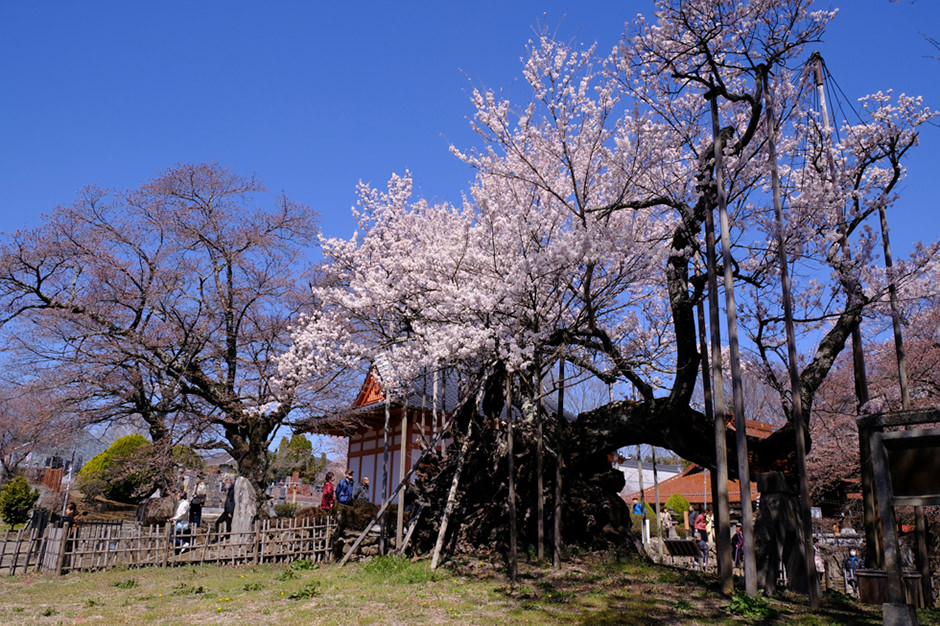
[[78, 434, 155, 502], [171, 445, 206, 471], [0, 475, 40, 526], [665, 493, 690, 516], [273, 502, 299, 518]]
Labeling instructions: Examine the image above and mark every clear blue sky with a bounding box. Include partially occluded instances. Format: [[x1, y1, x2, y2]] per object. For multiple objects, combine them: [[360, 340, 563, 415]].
[[2, 0, 938, 257]]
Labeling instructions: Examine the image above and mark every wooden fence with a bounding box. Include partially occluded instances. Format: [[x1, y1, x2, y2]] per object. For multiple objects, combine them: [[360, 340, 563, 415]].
[[0, 516, 334, 576]]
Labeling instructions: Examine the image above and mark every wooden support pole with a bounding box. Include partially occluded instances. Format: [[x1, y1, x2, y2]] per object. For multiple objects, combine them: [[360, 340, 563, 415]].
[[380, 393, 391, 556], [868, 431, 906, 607], [709, 94, 755, 596], [430, 417, 473, 570], [652, 447, 663, 563], [695, 253, 733, 594], [397, 399, 409, 551], [811, 54, 879, 568], [535, 367, 545, 562], [762, 69, 819, 608], [553, 355, 565, 569], [506, 373, 518, 583]]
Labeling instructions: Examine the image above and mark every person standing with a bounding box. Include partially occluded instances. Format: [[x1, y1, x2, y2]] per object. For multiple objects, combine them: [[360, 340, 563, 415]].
[[63, 502, 80, 525], [213, 479, 235, 538], [694, 508, 708, 543], [320, 472, 335, 511], [189, 476, 206, 528], [705, 507, 714, 545], [659, 508, 674, 538], [336, 470, 355, 505], [631, 498, 643, 515], [354, 476, 371, 502], [814, 543, 827, 591], [169, 489, 191, 550], [732, 525, 745, 567], [842, 548, 863, 597]]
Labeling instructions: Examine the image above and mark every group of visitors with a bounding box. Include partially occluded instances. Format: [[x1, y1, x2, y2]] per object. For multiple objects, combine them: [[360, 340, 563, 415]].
[[674, 503, 865, 598], [320, 469, 371, 510], [689, 507, 745, 570], [169, 475, 236, 552]]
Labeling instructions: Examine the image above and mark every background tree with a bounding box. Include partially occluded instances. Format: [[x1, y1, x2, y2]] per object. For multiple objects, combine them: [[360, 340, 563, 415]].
[[0, 162, 343, 499], [266, 434, 326, 484], [809, 261, 940, 516], [0, 382, 73, 482]]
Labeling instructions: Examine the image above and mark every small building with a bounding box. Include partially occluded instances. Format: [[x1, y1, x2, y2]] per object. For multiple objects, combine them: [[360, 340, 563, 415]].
[[614, 458, 683, 497], [624, 418, 778, 511], [626, 462, 759, 509], [301, 357, 460, 505], [300, 355, 577, 506]]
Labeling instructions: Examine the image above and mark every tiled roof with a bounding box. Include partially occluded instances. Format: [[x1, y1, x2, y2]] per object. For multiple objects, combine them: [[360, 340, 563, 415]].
[[625, 463, 759, 505], [625, 418, 777, 504]]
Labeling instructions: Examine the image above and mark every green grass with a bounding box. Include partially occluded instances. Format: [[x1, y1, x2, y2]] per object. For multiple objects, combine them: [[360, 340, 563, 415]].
[[0, 552, 927, 624]]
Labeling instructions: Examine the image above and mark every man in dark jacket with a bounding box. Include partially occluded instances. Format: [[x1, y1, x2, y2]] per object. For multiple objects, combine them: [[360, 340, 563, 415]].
[[843, 548, 863, 597], [336, 470, 355, 505], [213, 479, 235, 537], [353, 476, 371, 502]]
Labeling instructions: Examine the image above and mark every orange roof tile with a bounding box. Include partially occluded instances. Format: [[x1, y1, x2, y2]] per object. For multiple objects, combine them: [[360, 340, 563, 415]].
[[625, 464, 759, 505]]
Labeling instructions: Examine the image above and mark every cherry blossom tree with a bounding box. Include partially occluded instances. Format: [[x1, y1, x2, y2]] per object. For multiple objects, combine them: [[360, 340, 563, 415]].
[[283, 0, 936, 564]]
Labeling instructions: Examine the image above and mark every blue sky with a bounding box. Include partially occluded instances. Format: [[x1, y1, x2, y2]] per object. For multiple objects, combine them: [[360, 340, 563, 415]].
[[1, 0, 938, 258]]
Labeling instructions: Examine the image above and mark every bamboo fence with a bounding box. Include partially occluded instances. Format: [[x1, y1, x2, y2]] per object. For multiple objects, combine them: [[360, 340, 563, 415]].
[[0, 516, 334, 576]]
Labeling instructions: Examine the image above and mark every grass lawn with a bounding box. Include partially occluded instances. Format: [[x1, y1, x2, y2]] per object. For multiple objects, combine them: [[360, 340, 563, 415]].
[[0, 551, 936, 624]]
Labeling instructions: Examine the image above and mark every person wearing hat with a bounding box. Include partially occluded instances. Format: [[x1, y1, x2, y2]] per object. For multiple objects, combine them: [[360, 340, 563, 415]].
[[336, 469, 355, 505]]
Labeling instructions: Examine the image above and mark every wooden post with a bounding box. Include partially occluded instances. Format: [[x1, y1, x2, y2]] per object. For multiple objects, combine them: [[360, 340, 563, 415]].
[[380, 393, 391, 556], [432, 368, 439, 455], [652, 447, 663, 563], [636, 446, 646, 546], [55, 522, 71, 575], [554, 355, 565, 569], [877, 179, 931, 606], [868, 431, 906, 607], [711, 92, 757, 596], [0, 530, 7, 574], [11, 527, 26, 575], [506, 373, 518, 583], [396, 503, 425, 557], [24, 527, 40, 573], [811, 53, 878, 568], [698, 108, 734, 596], [161, 522, 171, 568], [535, 364, 545, 562], [397, 399, 409, 551], [253, 520, 262, 566], [430, 416, 473, 570], [762, 69, 819, 608]]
